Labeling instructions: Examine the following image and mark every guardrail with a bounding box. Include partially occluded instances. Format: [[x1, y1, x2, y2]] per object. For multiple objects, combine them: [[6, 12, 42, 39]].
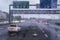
[[0, 20, 20, 24], [0, 21, 9, 24]]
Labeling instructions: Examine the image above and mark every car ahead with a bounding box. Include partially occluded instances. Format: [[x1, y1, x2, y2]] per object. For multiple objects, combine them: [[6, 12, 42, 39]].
[[8, 24, 21, 36], [8, 20, 56, 40]]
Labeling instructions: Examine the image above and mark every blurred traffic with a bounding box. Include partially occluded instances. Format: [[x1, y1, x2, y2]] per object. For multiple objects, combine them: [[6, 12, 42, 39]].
[[0, 0, 60, 40]]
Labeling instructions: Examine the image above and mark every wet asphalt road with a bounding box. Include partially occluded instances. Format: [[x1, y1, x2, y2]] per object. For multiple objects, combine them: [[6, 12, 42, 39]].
[[0, 24, 60, 40], [0, 24, 19, 40], [0, 24, 9, 40]]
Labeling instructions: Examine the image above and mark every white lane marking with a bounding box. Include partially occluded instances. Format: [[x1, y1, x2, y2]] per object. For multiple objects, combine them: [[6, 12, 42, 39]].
[[33, 33, 38, 36], [44, 34, 48, 38]]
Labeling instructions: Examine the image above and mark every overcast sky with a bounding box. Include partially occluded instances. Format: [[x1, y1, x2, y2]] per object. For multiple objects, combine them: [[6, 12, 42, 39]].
[[0, 0, 39, 12]]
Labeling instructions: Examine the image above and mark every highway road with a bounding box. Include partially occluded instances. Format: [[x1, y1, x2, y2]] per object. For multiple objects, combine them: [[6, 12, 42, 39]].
[[0, 24, 25, 40], [0, 24, 9, 40], [0, 24, 60, 40]]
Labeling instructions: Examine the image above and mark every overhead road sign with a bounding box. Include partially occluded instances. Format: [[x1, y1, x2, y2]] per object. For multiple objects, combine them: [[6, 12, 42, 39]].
[[40, 0, 57, 8], [13, 1, 29, 8]]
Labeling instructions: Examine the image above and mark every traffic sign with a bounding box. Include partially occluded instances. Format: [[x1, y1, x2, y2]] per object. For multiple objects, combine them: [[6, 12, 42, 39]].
[[13, 1, 29, 8]]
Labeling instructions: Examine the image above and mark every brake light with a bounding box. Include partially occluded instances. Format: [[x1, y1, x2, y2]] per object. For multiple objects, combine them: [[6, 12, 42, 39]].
[[44, 22, 48, 25], [39, 20, 48, 26]]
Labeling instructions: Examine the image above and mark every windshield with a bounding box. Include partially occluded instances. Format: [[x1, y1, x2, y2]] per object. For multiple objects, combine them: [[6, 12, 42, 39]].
[[0, 0, 60, 40]]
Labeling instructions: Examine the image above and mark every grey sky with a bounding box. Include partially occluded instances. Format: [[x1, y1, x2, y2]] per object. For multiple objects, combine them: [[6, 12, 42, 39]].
[[0, 0, 39, 12]]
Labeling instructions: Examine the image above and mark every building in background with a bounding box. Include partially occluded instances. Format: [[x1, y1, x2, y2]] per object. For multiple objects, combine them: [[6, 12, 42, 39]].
[[40, 0, 57, 8]]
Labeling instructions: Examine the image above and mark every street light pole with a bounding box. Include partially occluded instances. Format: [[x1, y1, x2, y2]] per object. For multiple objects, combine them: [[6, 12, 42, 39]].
[[9, 5, 11, 24], [9, 4, 13, 24]]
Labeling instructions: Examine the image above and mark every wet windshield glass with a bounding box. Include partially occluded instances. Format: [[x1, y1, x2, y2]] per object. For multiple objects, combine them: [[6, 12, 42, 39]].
[[0, 0, 60, 40]]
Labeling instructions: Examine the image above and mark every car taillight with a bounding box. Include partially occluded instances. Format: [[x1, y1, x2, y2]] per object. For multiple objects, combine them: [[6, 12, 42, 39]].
[[44, 22, 48, 25]]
